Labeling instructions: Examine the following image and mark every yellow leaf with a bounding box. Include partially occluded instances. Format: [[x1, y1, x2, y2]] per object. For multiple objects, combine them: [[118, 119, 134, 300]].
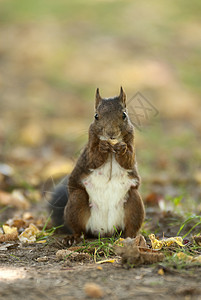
[[96, 259, 116, 264], [36, 240, 47, 244], [19, 224, 40, 244], [149, 234, 185, 250], [176, 252, 192, 261], [3, 225, 18, 235], [158, 268, 164, 276]]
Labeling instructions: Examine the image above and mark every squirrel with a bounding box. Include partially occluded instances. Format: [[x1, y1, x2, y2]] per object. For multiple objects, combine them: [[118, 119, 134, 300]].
[[49, 87, 145, 239]]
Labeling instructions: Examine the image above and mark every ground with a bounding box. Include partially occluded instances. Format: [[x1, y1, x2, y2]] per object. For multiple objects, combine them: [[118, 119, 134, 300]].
[[1, 242, 201, 300], [0, 0, 201, 299]]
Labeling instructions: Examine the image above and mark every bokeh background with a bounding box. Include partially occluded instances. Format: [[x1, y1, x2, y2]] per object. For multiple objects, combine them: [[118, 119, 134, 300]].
[[0, 0, 201, 217]]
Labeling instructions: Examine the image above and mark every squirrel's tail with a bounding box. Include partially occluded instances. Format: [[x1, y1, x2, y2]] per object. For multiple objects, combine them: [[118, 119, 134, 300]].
[[48, 176, 72, 233]]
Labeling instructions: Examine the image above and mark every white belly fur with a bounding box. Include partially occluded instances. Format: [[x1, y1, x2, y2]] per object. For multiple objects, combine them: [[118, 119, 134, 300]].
[[82, 155, 138, 236]]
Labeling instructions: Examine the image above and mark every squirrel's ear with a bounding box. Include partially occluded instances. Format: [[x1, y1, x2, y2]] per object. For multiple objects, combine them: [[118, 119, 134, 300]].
[[119, 86, 126, 107], [95, 88, 102, 109]]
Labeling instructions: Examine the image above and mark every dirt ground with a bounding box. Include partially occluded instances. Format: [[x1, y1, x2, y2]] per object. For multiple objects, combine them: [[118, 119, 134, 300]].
[[0, 240, 201, 300]]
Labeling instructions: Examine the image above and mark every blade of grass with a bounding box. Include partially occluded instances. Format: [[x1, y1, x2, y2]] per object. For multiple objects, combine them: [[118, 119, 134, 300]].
[[182, 221, 201, 239]]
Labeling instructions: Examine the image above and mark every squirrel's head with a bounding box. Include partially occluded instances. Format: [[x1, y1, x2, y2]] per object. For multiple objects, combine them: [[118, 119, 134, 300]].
[[91, 87, 134, 141]]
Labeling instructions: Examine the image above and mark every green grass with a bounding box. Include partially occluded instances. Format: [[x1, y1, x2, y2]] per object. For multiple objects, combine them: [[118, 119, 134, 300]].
[[36, 213, 64, 242], [177, 215, 201, 239], [58, 228, 122, 261]]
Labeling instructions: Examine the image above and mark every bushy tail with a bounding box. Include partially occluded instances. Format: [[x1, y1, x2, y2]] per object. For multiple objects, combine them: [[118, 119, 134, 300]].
[[48, 176, 72, 233]]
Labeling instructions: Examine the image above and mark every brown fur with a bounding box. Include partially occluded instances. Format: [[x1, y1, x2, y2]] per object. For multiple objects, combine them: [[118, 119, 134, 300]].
[[124, 188, 145, 237], [64, 87, 145, 238]]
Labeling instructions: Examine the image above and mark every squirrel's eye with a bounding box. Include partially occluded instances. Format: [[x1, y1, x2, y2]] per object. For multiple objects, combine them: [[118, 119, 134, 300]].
[[94, 113, 99, 120], [122, 112, 127, 120]]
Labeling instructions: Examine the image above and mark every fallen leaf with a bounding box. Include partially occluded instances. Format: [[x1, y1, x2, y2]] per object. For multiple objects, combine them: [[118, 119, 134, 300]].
[[84, 283, 104, 299], [158, 268, 165, 276], [0, 190, 30, 210], [176, 252, 201, 263], [0, 243, 14, 251], [36, 240, 47, 244], [114, 234, 164, 266], [96, 259, 116, 264], [0, 231, 18, 242], [5, 218, 26, 229], [3, 225, 18, 235], [149, 234, 185, 250], [11, 190, 30, 210], [176, 252, 193, 261], [36, 256, 49, 262], [22, 212, 34, 220], [18, 223, 40, 244]]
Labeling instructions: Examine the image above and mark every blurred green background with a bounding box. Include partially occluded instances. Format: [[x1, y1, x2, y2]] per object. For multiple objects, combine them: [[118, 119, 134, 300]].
[[0, 0, 200, 210]]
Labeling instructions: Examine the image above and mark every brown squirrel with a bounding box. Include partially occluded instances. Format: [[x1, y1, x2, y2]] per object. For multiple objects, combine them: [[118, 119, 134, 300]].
[[50, 87, 145, 239]]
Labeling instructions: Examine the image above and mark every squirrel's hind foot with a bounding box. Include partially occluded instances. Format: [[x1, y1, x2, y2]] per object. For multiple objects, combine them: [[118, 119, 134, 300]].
[[62, 234, 84, 247]]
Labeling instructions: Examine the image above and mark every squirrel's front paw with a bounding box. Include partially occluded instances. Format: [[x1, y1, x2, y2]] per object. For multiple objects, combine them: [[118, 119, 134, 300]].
[[113, 142, 127, 155], [99, 140, 111, 153]]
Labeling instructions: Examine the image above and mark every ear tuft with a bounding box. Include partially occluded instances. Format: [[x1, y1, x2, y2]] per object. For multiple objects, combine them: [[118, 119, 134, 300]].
[[95, 88, 102, 109], [119, 86, 126, 107]]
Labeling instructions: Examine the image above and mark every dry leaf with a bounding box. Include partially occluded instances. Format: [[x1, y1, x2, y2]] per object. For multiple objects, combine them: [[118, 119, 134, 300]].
[[0, 190, 30, 210], [23, 212, 34, 220], [158, 268, 165, 276], [176, 252, 192, 261], [11, 190, 30, 210], [19, 223, 40, 244], [84, 283, 104, 299], [176, 252, 201, 263], [36, 256, 48, 262], [96, 259, 116, 264], [0, 225, 18, 244], [0, 243, 14, 251], [3, 225, 18, 235], [5, 218, 26, 229], [114, 234, 164, 266], [149, 234, 185, 250], [36, 240, 47, 244], [22, 211, 33, 220]]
